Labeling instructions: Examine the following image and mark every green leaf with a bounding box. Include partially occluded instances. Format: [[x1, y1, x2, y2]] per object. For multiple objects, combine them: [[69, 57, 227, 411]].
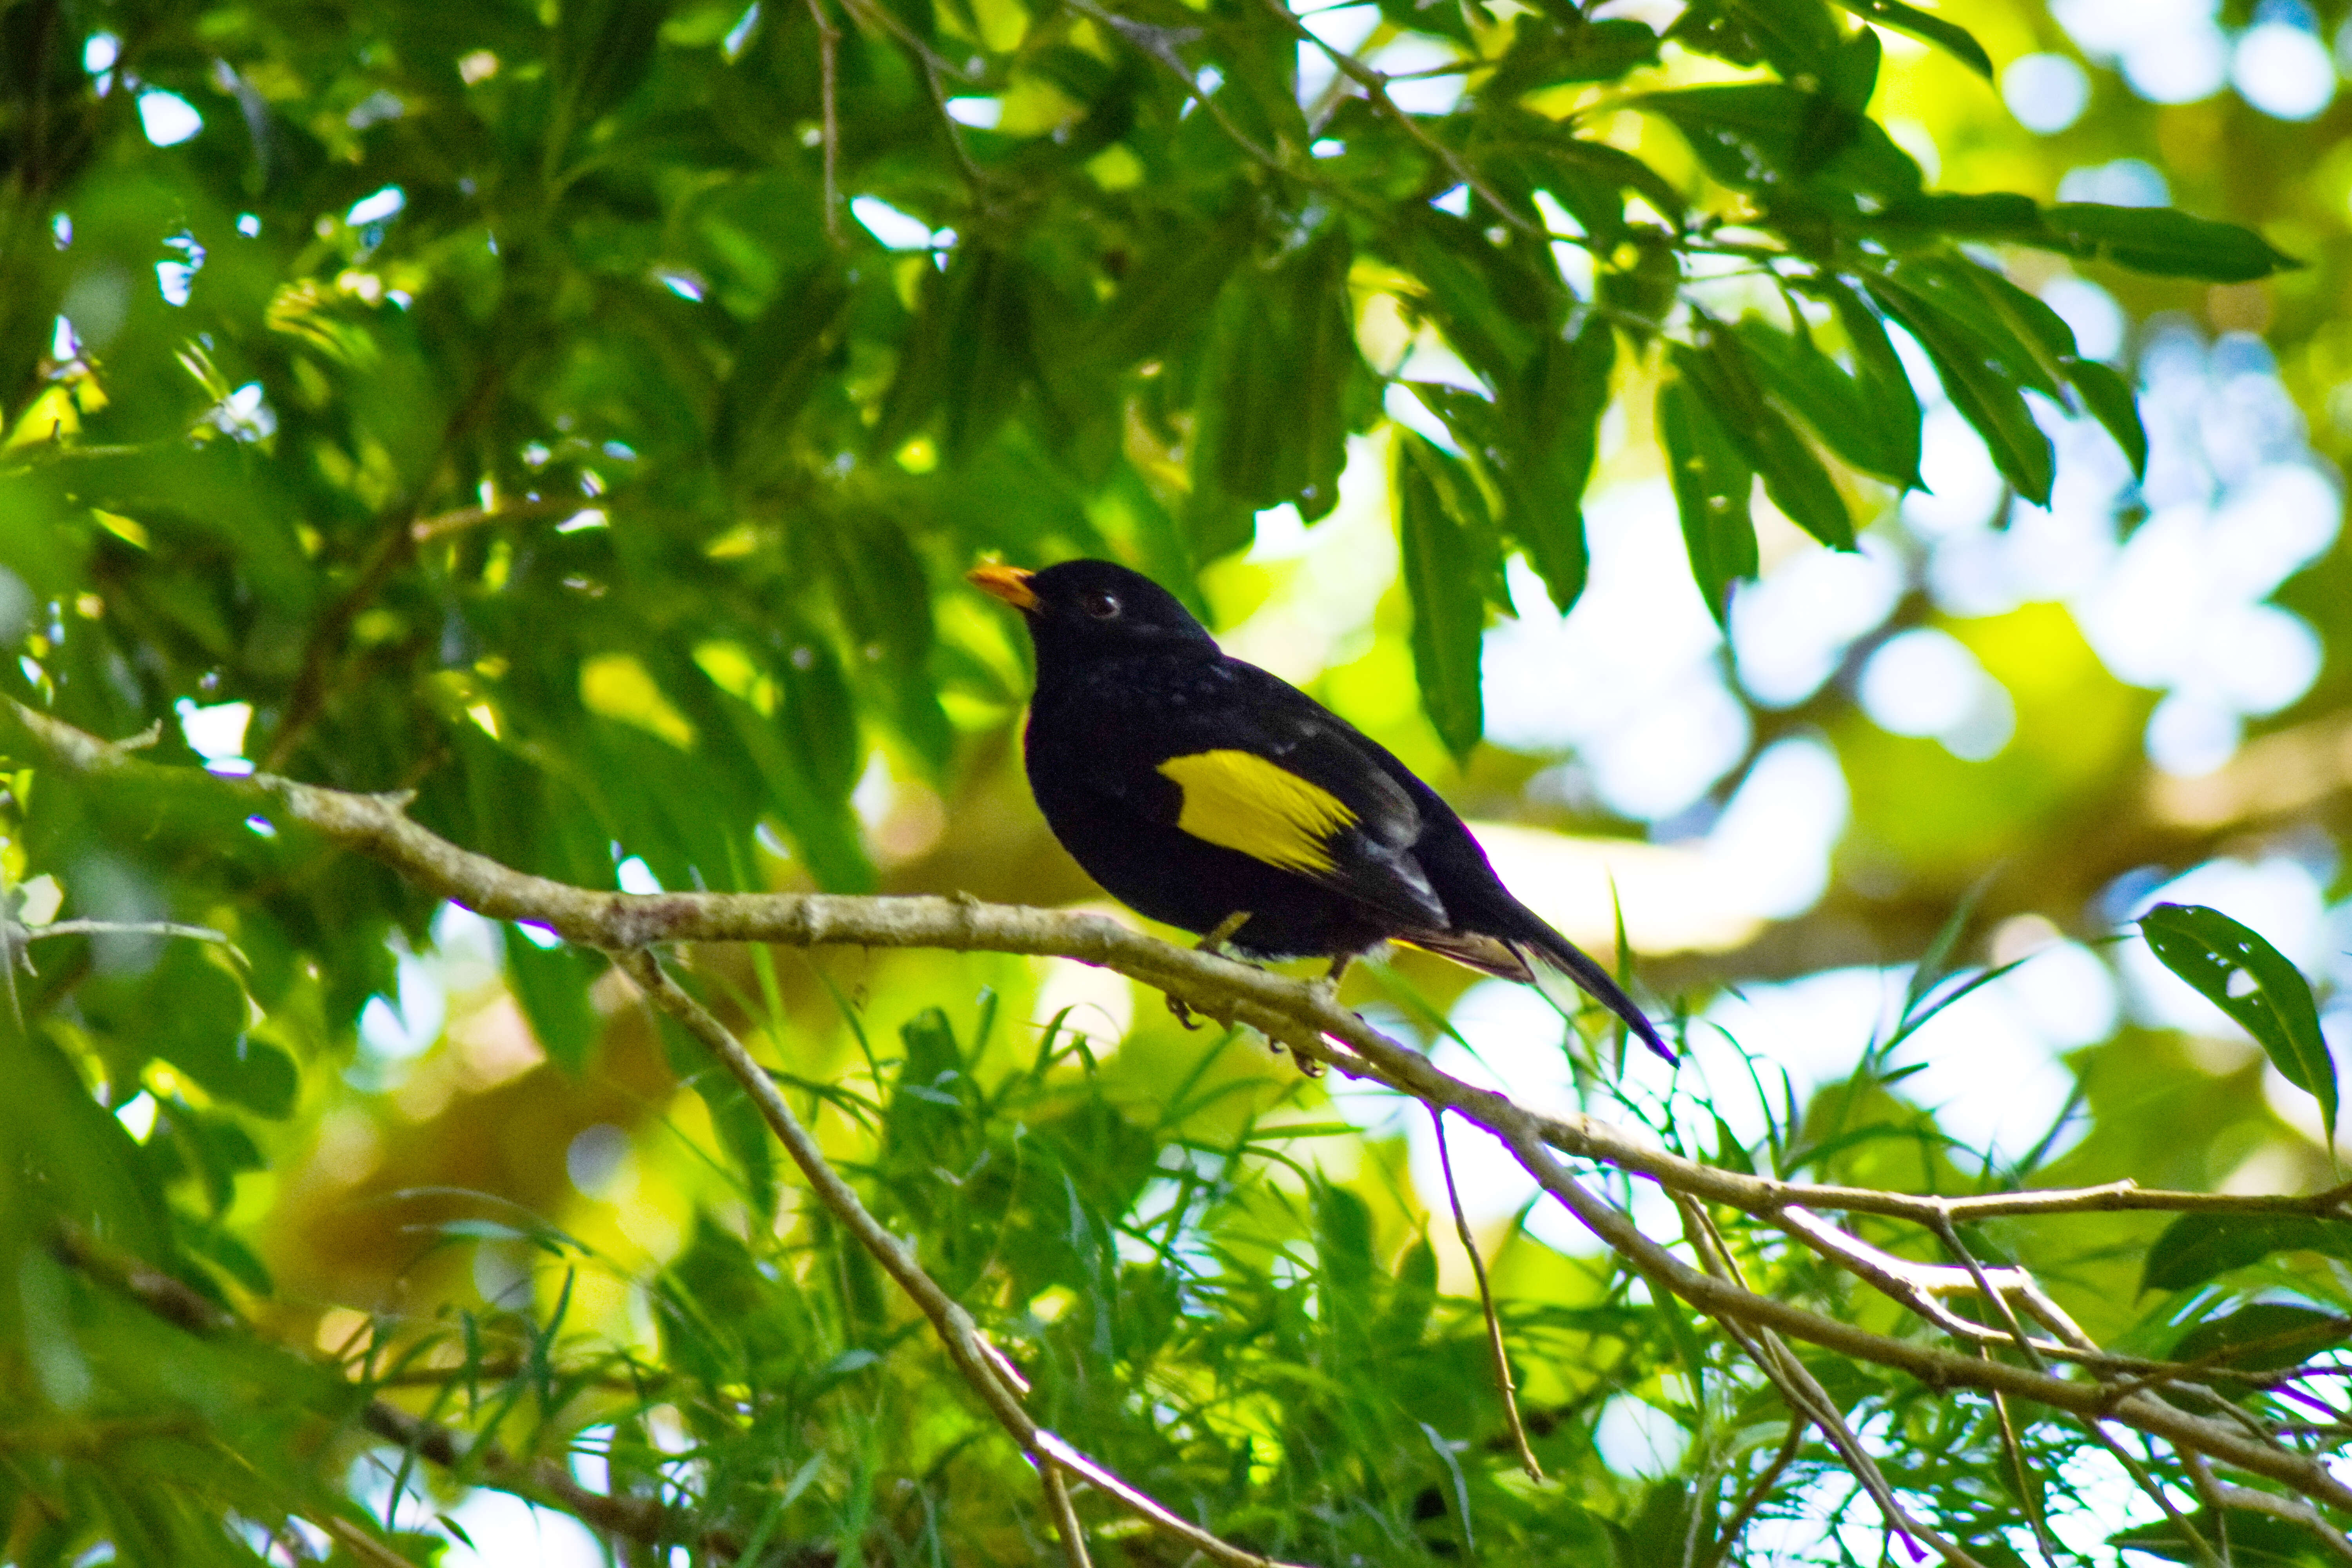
[[1190, 225, 1377, 554], [877, 245, 1040, 463], [504, 931, 604, 1075], [2140, 1214, 2352, 1294], [1414, 315, 1615, 612], [1511, 317, 1615, 610], [1486, 16, 1660, 96], [1394, 432, 1496, 758], [1673, 335, 1853, 550], [1088, 216, 1254, 369], [1826, 0, 1992, 79], [1719, 0, 1842, 83], [2062, 357, 2149, 481], [2112, 1506, 2341, 1564], [2169, 1302, 2352, 1393], [1864, 265, 2055, 505], [1376, 1236, 1440, 1353], [1378, 0, 1475, 45], [1732, 316, 1914, 489], [2140, 903, 2335, 1144], [1510, 128, 1688, 238], [1817, 276, 1924, 487], [2044, 203, 2301, 282], [1657, 376, 1757, 628], [1640, 84, 1807, 192], [1793, 27, 1879, 177], [713, 260, 852, 482], [1391, 211, 1550, 381], [817, 510, 953, 777], [78, 943, 297, 1119], [1596, 230, 1682, 341], [554, 0, 672, 128]]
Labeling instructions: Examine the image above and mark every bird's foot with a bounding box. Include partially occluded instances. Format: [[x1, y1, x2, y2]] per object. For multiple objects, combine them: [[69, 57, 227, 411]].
[[1166, 993, 1201, 1030], [1195, 910, 1251, 957], [1306, 953, 1351, 1010]]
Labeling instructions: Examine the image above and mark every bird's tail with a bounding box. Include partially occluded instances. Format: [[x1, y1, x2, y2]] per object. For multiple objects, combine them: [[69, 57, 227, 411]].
[[1490, 911, 1675, 1066]]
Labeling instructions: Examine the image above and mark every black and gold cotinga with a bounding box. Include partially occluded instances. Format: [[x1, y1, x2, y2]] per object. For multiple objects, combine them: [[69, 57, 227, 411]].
[[970, 558, 1672, 1064]]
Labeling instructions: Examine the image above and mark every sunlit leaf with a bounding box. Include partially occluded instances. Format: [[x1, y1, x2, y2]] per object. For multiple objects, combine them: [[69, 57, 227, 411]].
[[1657, 375, 1757, 626], [2141, 903, 2334, 1144]]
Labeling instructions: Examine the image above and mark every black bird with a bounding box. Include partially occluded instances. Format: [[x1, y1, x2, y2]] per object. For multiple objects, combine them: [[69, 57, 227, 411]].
[[970, 558, 1673, 1063]]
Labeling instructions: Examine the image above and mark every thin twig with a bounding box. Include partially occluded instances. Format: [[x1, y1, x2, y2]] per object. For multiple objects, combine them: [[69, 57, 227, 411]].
[[807, 0, 842, 245], [15, 700, 2352, 1524], [611, 948, 1299, 1568], [1706, 1419, 1802, 1567], [1063, 0, 1285, 172], [1248, 0, 1541, 240], [48, 1223, 735, 1559], [1985, 1367, 2062, 1568], [409, 496, 599, 544], [1431, 1106, 1543, 1483], [1041, 1462, 1094, 1568]]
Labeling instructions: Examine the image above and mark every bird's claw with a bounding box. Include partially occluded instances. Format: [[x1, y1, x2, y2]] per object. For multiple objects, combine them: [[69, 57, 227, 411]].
[[1166, 993, 1202, 1030]]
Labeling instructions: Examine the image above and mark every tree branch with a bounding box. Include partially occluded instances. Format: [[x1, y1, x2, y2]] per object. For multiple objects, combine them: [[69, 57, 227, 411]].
[[47, 1223, 752, 1562], [14, 697, 2352, 1536]]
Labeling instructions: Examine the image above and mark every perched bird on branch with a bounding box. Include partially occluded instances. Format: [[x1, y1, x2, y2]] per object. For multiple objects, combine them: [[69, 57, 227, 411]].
[[969, 557, 1673, 1064]]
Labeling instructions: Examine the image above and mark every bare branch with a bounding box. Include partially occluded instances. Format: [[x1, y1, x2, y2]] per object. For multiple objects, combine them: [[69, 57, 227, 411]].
[[1246, 0, 1542, 240], [1433, 1106, 1543, 1483], [808, 0, 842, 245], [16, 699, 2352, 1536], [1041, 1464, 1094, 1568], [409, 495, 601, 544]]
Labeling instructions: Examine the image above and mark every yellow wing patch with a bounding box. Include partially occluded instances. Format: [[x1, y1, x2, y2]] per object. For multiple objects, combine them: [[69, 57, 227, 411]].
[[1158, 750, 1357, 874]]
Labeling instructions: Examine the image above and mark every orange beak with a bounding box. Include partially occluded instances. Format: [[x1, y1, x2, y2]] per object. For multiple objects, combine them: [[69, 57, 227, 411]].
[[966, 562, 1039, 612]]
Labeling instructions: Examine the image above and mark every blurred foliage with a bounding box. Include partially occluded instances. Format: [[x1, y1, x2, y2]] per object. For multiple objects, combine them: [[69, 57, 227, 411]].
[[2, 0, 2351, 1559]]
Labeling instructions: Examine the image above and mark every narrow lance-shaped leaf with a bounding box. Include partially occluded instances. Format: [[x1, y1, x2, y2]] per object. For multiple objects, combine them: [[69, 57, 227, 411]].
[[1394, 432, 1495, 759], [2140, 902, 2335, 1144], [1826, 0, 1992, 78], [2141, 1212, 2352, 1294], [1478, 315, 1616, 612], [2044, 203, 2300, 282], [2062, 357, 2149, 481], [1657, 376, 1757, 627], [1864, 267, 2055, 506], [1733, 316, 1908, 490], [1816, 276, 1922, 488], [1673, 335, 1853, 550]]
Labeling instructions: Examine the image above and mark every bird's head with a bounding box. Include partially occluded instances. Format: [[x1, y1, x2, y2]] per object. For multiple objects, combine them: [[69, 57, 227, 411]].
[[967, 559, 1218, 663]]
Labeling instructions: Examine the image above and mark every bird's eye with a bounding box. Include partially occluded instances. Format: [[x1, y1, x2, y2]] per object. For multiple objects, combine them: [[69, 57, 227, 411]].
[[1080, 590, 1121, 619]]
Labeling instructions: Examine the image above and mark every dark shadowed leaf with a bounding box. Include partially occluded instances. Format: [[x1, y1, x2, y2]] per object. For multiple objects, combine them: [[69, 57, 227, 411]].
[[77, 942, 296, 1119], [2112, 1506, 2338, 1564], [2044, 203, 2300, 281], [2141, 1214, 2352, 1294], [1394, 432, 1496, 758], [2169, 1302, 2352, 1399]]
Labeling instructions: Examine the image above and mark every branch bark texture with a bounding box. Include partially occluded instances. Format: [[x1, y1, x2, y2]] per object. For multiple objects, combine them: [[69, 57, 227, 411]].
[[14, 698, 2352, 1542]]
